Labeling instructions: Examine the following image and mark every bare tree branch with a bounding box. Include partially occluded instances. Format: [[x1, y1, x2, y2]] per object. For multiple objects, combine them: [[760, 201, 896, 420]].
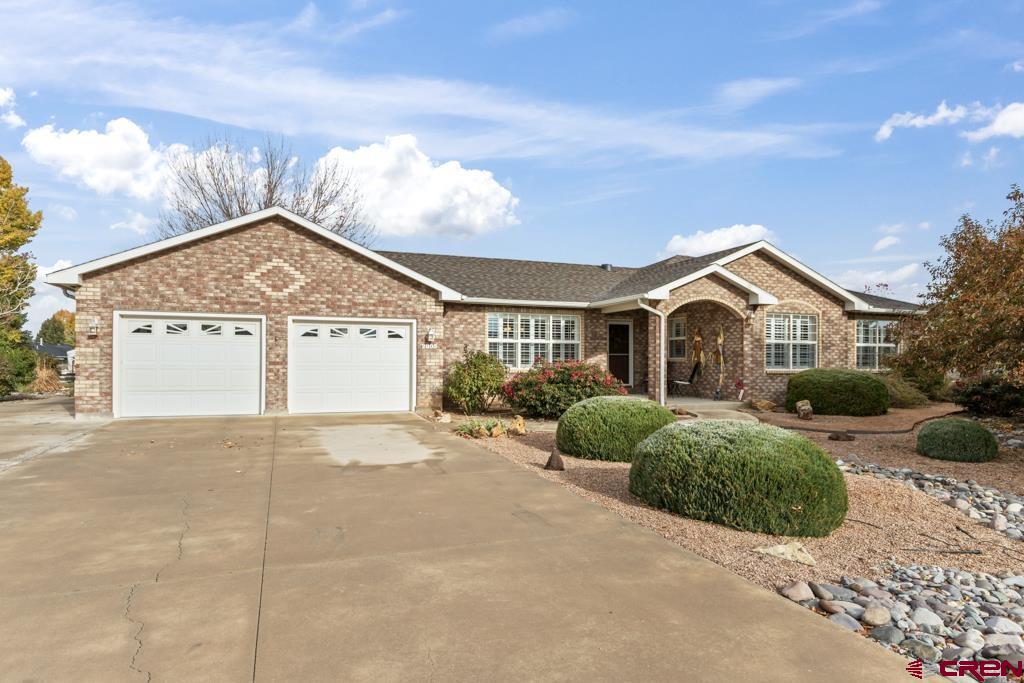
[[158, 135, 376, 245]]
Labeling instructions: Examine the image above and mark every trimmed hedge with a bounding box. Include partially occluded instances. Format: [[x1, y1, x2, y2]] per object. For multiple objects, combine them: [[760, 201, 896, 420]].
[[629, 420, 848, 537], [556, 396, 676, 462], [917, 418, 999, 463], [786, 369, 890, 416]]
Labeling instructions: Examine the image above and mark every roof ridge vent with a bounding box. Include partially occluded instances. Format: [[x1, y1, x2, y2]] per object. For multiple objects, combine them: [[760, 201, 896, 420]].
[[600, 263, 613, 271]]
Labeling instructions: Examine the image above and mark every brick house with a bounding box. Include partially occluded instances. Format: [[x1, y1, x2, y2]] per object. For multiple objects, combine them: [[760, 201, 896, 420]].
[[46, 207, 919, 419]]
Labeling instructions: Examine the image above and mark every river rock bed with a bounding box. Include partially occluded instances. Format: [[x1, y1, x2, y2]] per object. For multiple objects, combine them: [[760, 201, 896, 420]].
[[972, 416, 1024, 450], [781, 565, 1024, 674], [837, 456, 1024, 543]]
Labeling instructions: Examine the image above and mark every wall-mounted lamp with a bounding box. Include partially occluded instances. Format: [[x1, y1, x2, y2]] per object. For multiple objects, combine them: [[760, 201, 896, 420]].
[[745, 306, 758, 325], [87, 318, 99, 338], [425, 327, 435, 343]]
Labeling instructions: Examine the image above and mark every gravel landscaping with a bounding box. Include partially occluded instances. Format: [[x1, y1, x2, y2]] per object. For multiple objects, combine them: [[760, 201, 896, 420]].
[[807, 428, 1024, 499], [470, 429, 1019, 590], [779, 566, 1024, 673]]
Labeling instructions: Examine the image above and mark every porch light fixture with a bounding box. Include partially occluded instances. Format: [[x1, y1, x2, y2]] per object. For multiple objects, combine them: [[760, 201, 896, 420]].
[[425, 327, 435, 343], [87, 317, 99, 338], [746, 306, 758, 325]]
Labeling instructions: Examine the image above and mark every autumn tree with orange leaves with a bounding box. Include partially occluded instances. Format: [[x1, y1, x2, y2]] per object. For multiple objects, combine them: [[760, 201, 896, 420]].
[[892, 185, 1024, 382]]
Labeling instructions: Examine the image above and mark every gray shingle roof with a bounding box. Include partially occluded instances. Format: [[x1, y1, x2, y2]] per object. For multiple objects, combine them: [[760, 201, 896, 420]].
[[849, 290, 922, 311], [598, 244, 758, 300], [377, 252, 639, 301], [378, 246, 921, 311]]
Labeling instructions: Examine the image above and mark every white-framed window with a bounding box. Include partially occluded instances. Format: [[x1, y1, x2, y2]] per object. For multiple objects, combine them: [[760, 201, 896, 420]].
[[165, 322, 188, 336], [200, 323, 222, 336], [856, 319, 897, 370], [130, 323, 153, 335], [668, 317, 686, 359], [765, 313, 818, 370], [486, 313, 581, 369]]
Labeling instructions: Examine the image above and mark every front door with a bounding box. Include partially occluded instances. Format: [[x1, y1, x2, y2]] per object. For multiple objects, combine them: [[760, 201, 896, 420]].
[[607, 322, 632, 386]]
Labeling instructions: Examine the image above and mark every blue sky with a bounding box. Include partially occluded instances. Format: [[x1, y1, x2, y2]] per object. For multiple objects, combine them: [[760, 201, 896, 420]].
[[2, 0, 1023, 331]]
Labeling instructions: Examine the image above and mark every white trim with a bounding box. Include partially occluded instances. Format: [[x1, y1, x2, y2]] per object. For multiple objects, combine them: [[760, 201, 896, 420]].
[[646, 265, 779, 305], [590, 294, 650, 309], [460, 297, 590, 308], [45, 207, 462, 300], [606, 319, 634, 387], [637, 301, 666, 406], [286, 315, 417, 414], [113, 310, 267, 419], [713, 241, 873, 311]]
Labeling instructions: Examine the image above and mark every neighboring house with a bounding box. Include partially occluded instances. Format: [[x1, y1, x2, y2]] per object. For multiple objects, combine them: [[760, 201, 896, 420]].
[[45, 207, 919, 419], [32, 342, 75, 375]]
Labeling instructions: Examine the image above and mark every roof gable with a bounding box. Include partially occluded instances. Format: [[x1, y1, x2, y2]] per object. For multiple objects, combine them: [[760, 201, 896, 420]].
[[45, 207, 461, 300]]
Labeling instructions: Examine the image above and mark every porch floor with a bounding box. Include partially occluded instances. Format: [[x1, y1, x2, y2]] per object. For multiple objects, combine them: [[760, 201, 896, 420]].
[[666, 397, 747, 411]]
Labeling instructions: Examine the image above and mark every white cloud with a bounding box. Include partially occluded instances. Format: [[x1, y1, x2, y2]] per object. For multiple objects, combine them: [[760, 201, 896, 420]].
[[875, 101, 974, 142], [773, 1, 882, 40], [1008, 60, 1024, 73], [110, 210, 154, 235], [26, 259, 74, 335], [959, 151, 973, 167], [715, 78, 802, 110], [0, 86, 26, 129], [48, 204, 78, 221], [487, 8, 574, 41], [963, 103, 1024, 141], [983, 145, 1000, 168], [872, 236, 900, 252], [319, 134, 519, 237], [662, 224, 774, 257], [0, 0, 833, 163], [832, 262, 922, 301], [917, 221, 930, 230], [22, 118, 177, 199]]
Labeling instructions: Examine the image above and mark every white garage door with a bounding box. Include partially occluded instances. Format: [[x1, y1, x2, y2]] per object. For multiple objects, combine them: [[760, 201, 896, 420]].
[[289, 319, 413, 414], [116, 315, 262, 418]]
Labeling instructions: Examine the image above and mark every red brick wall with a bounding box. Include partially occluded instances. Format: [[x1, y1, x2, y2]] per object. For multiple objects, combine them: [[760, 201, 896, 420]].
[[74, 218, 444, 416]]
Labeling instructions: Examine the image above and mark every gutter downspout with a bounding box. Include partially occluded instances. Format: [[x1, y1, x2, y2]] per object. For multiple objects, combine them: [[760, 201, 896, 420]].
[[636, 299, 666, 406]]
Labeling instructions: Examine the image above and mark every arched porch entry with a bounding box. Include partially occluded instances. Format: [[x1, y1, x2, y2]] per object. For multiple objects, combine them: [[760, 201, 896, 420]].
[[663, 298, 747, 401]]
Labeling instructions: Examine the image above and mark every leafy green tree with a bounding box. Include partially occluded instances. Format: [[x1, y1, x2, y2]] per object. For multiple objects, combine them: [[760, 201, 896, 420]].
[[0, 156, 42, 340], [37, 316, 66, 345]]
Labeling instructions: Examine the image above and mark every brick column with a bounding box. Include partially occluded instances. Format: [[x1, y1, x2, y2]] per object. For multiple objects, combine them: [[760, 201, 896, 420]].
[[646, 311, 662, 403]]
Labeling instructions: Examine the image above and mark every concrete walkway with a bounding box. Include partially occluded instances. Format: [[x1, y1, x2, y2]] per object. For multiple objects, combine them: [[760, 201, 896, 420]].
[[0, 408, 909, 681]]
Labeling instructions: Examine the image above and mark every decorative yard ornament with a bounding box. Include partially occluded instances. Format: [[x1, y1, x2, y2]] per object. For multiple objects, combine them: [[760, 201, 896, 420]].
[[688, 327, 705, 384]]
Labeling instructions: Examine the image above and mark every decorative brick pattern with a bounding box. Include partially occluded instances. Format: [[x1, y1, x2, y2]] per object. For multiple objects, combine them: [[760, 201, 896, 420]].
[[75, 218, 444, 416]]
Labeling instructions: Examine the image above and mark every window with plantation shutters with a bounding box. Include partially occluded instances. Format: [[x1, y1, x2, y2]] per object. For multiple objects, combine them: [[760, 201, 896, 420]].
[[765, 313, 818, 370], [856, 320, 897, 370], [486, 313, 581, 369]]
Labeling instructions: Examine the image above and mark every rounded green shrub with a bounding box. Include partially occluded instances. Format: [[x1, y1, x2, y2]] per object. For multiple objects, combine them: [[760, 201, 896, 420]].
[[916, 418, 999, 462], [556, 396, 676, 462], [786, 368, 889, 416], [629, 420, 848, 537]]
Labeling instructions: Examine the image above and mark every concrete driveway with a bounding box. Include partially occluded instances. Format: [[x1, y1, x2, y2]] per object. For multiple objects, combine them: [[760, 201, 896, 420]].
[[0, 399, 910, 681]]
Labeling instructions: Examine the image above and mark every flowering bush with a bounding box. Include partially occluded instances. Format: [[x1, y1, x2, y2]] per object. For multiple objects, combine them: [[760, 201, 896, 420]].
[[501, 359, 627, 418]]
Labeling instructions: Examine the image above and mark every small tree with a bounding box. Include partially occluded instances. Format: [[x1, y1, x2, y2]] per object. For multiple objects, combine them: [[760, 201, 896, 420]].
[[892, 185, 1024, 380], [444, 349, 507, 414], [0, 156, 41, 338], [159, 136, 374, 244], [36, 310, 75, 345]]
